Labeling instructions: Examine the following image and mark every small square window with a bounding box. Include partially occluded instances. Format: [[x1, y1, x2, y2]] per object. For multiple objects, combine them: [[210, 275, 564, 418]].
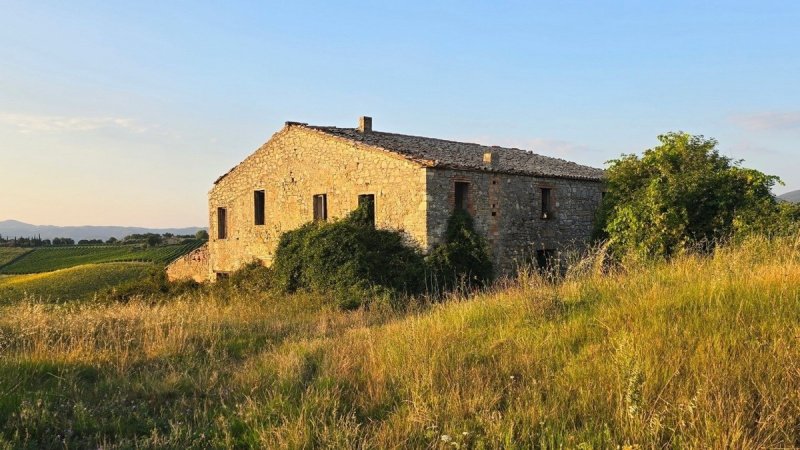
[[535, 249, 556, 272]]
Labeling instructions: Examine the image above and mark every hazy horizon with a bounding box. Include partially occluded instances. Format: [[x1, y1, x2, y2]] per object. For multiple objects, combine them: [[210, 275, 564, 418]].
[[2, 1, 798, 228], [0, 218, 206, 229]]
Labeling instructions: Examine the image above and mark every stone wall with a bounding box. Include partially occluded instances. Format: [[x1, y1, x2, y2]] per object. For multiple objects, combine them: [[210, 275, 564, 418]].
[[207, 122, 603, 278], [426, 168, 603, 272], [165, 243, 210, 283], [208, 125, 429, 276]]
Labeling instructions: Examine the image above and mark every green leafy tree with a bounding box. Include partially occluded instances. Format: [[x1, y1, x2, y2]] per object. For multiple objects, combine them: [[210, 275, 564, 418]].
[[146, 234, 163, 247], [426, 209, 493, 292], [195, 230, 209, 240], [595, 132, 783, 258]]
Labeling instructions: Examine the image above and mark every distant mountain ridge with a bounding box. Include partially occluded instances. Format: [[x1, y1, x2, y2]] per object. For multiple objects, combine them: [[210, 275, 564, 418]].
[[778, 190, 800, 203], [0, 219, 206, 241]]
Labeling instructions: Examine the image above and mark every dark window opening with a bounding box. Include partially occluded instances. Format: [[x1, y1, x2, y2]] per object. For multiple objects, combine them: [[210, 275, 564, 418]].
[[492, 211, 497, 216], [535, 249, 556, 272], [358, 194, 375, 227], [455, 182, 469, 210], [254, 190, 265, 225], [217, 207, 227, 239], [313, 194, 327, 221], [540, 188, 553, 219]]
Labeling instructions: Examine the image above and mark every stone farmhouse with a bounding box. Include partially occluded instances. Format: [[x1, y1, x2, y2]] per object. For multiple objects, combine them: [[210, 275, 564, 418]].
[[167, 116, 604, 282]]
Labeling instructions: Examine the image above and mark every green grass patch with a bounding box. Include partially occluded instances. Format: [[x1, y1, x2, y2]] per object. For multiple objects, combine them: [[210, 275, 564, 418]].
[[0, 240, 203, 274], [0, 247, 31, 268], [0, 263, 155, 303]]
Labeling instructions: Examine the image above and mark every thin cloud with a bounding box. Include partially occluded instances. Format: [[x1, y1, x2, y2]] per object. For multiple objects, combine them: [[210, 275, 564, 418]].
[[0, 112, 150, 134], [727, 140, 783, 157], [730, 111, 800, 131]]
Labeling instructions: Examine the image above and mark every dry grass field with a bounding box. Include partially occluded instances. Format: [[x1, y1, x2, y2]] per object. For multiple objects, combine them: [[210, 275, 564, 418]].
[[0, 235, 798, 448]]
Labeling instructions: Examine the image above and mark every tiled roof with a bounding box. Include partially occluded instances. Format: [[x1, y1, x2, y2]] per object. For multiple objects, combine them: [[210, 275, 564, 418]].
[[300, 124, 604, 181]]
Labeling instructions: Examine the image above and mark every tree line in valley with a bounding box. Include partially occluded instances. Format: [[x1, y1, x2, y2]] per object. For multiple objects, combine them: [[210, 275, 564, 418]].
[[0, 230, 209, 248]]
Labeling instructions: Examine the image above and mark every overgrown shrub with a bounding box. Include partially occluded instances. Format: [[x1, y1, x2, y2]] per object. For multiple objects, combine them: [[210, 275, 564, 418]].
[[106, 266, 200, 301], [212, 260, 274, 297], [270, 207, 495, 307], [272, 207, 425, 308], [426, 209, 493, 293], [272, 222, 318, 293]]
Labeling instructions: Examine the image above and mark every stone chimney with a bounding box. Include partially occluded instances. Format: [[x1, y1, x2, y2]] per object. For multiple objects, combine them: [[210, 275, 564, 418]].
[[358, 116, 372, 133], [483, 149, 499, 166]]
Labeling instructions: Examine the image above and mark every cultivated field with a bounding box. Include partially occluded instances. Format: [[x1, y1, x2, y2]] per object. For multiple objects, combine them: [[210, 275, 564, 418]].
[[0, 247, 31, 268], [0, 235, 798, 448], [0, 263, 154, 303], [0, 240, 204, 274]]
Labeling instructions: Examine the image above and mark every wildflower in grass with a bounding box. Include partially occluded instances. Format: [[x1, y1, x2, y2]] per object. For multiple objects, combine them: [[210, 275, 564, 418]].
[[440, 434, 452, 442]]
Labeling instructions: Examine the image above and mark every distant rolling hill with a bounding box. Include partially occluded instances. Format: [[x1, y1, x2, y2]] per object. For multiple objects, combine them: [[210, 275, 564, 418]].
[[0, 219, 205, 241], [778, 190, 800, 203]]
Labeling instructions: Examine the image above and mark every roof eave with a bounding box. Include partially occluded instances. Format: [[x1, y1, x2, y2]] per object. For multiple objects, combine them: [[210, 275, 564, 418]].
[[428, 163, 605, 182]]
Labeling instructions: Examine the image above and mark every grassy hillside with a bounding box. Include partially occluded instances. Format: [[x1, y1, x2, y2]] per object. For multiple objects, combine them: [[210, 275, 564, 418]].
[[0, 240, 204, 274], [0, 236, 798, 448], [0, 247, 31, 267], [0, 263, 155, 303]]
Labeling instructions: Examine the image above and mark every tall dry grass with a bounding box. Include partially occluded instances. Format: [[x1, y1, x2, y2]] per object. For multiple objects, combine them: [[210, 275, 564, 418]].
[[1, 235, 799, 448]]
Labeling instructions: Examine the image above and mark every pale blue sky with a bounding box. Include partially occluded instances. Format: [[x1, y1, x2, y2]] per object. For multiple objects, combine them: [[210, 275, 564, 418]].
[[1, 1, 798, 227]]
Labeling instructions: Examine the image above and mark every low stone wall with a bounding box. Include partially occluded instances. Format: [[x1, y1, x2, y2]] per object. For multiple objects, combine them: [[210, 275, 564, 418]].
[[166, 243, 210, 283]]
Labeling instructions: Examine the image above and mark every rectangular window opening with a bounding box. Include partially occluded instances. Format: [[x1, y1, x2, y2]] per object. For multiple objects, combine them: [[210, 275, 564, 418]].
[[540, 188, 553, 219], [358, 194, 375, 227], [455, 182, 469, 210], [217, 207, 227, 239], [254, 190, 266, 225], [535, 249, 556, 272], [313, 194, 327, 221]]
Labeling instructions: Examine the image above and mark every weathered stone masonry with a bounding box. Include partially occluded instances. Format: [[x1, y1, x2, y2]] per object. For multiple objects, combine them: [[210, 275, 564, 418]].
[[196, 117, 604, 280], [208, 123, 428, 275], [166, 244, 210, 283], [426, 169, 602, 271]]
